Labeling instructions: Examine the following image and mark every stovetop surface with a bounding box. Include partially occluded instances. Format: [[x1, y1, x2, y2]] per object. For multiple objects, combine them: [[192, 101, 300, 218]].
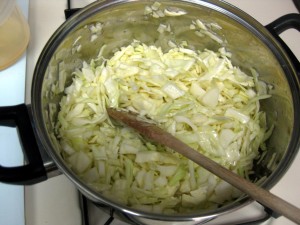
[[20, 1, 300, 225]]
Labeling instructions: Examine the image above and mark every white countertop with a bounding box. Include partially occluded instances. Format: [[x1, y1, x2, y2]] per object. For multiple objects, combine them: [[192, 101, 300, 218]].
[[18, 0, 300, 225], [0, 1, 28, 225]]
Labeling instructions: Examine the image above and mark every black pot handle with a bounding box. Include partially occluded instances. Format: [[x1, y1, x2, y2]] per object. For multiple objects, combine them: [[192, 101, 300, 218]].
[[265, 13, 300, 75], [0, 104, 47, 185]]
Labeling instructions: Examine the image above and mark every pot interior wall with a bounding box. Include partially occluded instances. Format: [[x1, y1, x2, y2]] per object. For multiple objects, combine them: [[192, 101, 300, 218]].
[[36, 0, 295, 219]]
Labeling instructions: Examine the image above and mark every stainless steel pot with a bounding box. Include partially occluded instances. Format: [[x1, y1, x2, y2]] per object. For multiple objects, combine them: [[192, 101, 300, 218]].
[[1, 0, 300, 224]]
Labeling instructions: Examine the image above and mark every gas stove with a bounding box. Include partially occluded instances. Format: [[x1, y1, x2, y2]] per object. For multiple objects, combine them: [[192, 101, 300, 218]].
[[3, 0, 299, 225]]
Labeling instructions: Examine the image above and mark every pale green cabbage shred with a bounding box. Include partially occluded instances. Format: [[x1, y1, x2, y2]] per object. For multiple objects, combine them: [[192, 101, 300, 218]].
[[56, 40, 272, 214]]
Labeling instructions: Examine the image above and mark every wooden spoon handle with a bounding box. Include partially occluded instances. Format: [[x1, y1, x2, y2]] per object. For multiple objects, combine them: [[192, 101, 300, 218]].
[[107, 108, 300, 224]]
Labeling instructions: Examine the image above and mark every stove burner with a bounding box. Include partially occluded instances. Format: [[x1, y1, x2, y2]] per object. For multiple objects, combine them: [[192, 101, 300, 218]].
[[78, 192, 276, 225], [79, 193, 116, 225]]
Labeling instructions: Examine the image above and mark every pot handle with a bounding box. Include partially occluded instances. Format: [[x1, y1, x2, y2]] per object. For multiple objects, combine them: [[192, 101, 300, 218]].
[[265, 13, 300, 75], [0, 104, 47, 185]]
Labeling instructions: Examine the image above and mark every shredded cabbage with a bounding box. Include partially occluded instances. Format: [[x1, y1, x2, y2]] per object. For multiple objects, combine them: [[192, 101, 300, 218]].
[[56, 40, 272, 214], [144, 2, 187, 18]]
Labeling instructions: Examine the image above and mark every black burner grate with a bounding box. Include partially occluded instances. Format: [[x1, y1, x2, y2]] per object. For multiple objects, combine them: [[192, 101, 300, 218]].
[[64, 0, 81, 19]]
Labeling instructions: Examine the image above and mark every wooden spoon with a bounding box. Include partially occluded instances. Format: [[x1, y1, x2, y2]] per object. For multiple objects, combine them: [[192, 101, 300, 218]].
[[107, 108, 300, 224]]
